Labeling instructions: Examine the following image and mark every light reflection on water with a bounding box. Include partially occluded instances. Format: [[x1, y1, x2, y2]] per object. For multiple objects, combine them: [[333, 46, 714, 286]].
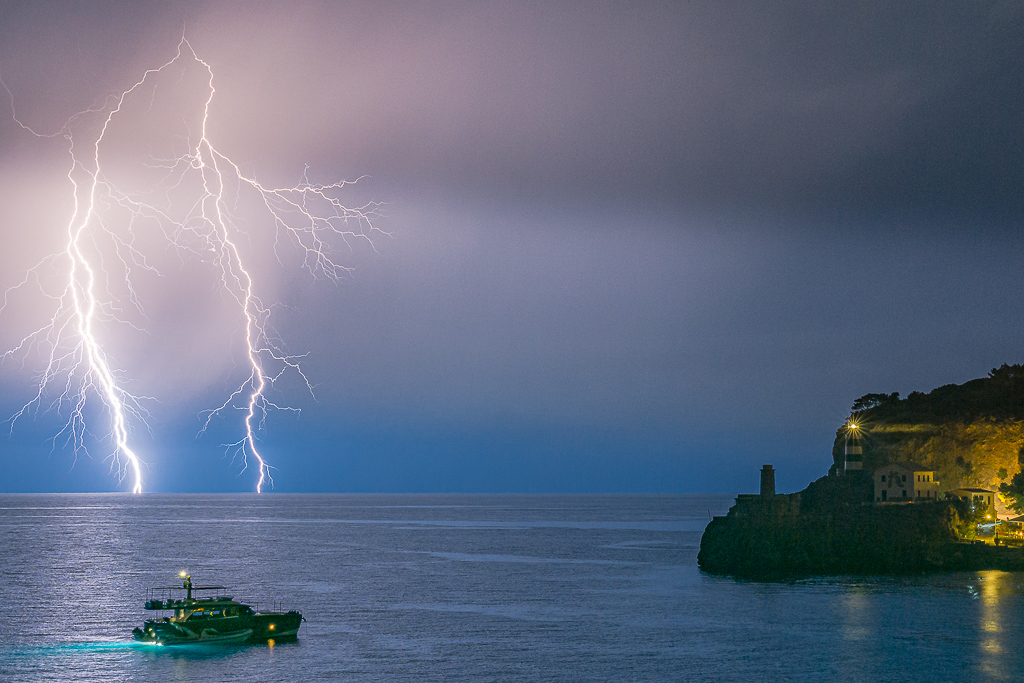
[[4, 494, 1024, 681], [4, 641, 134, 655], [839, 588, 873, 643], [977, 570, 1007, 680]]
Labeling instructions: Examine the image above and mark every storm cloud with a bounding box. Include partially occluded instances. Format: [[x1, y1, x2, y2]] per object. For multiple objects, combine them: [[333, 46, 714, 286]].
[[0, 2, 1022, 493]]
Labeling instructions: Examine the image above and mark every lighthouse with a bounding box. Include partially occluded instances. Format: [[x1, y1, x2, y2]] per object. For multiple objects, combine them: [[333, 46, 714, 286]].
[[844, 420, 863, 473]]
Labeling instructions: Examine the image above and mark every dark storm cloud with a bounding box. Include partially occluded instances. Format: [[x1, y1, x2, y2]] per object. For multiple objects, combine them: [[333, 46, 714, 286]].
[[206, 1, 1022, 220], [2, 2, 1020, 219]]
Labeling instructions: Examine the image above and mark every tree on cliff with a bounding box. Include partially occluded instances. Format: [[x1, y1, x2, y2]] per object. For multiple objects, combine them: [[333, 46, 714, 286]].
[[989, 364, 1024, 383], [999, 472, 1024, 514], [851, 392, 900, 412]]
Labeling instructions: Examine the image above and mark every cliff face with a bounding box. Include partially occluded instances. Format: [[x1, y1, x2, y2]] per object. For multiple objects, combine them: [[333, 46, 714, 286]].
[[832, 420, 1024, 493], [831, 365, 1024, 497]]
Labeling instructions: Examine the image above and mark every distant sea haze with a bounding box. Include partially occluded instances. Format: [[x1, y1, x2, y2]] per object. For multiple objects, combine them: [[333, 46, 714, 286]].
[[1, 493, 1022, 681]]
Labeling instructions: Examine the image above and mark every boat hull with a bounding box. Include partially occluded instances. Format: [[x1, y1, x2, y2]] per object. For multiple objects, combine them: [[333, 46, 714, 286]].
[[133, 612, 302, 646], [133, 627, 253, 646]]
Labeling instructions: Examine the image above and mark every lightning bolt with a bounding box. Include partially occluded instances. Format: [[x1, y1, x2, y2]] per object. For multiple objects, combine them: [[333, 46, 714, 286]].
[[1, 38, 383, 492]]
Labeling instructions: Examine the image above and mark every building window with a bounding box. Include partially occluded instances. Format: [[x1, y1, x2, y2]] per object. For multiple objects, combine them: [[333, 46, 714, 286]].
[[902, 490, 907, 498], [881, 475, 886, 482]]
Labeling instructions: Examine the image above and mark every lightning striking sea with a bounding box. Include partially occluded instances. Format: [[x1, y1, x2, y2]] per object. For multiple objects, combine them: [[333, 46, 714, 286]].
[[0, 493, 1022, 681]]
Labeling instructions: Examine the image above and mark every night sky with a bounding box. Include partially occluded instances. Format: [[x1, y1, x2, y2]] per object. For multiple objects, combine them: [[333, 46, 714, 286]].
[[0, 1, 1022, 493]]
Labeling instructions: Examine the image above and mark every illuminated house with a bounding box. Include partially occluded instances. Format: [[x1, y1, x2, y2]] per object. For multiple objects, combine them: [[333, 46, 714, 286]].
[[873, 463, 940, 503], [947, 488, 996, 516]]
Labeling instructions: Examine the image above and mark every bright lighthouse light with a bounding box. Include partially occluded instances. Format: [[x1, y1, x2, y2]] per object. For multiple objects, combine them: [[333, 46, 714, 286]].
[[1, 37, 383, 493]]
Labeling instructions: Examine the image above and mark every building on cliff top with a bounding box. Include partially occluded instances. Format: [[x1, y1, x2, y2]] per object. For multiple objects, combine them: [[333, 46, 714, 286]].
[[873, 463, 940, 503]]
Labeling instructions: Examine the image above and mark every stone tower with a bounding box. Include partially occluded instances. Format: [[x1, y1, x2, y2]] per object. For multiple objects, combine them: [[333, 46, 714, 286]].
[[760, 464, 775, 496]]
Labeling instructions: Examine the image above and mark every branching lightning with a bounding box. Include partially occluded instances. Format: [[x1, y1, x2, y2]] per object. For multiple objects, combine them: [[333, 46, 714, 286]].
[[0, 38, 383, 492]]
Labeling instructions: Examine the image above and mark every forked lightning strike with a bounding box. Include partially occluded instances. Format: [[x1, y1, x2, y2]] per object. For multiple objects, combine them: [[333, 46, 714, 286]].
[[0, 38, 382, 492]]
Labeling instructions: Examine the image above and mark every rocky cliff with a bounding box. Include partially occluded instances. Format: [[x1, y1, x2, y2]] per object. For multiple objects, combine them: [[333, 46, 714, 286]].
[[696, 474, 1001, 578], [830, 364, 1024, 493]]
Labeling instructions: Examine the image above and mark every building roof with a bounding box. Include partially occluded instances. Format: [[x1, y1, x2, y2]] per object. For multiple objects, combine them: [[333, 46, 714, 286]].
[[949, 487, 995, 494], [873, 462, 933, 474]]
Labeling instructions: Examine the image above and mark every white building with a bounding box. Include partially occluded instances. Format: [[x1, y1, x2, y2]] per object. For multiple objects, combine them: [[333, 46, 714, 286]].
[[947, 488, 996, 516], [874, 463, 940, 503]]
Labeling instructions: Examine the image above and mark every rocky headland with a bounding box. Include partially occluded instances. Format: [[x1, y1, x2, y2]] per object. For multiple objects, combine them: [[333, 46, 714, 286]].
[[698, 364, 1024, 579]]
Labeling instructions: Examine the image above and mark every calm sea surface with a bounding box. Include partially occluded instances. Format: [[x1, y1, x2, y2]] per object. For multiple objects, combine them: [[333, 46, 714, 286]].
[[1, 493, 1024, 681]]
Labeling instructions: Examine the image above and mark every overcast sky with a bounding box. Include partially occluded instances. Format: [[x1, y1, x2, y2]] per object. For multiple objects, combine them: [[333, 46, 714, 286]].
[[0, 1, 1022, 493]]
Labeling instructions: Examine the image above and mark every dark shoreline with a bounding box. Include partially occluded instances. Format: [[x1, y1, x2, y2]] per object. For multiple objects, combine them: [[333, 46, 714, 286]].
[[697, 476, 1024, 580]]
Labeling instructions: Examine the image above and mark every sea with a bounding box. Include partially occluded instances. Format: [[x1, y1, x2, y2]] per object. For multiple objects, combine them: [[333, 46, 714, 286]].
[[1, 493, 1024, 682]]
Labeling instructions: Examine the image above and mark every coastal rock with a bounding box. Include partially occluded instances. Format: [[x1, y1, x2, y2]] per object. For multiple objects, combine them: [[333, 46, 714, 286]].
[[696, 475, 994, 578]]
